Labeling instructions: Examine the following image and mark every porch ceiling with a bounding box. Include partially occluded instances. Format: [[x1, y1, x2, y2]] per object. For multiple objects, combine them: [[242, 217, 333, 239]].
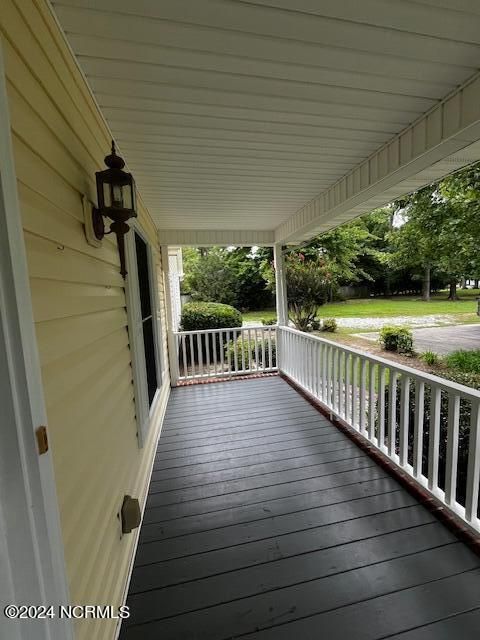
[[51, 0, 480, 242]]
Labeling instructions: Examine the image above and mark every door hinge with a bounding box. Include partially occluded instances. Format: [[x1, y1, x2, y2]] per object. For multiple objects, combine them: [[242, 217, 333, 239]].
[[36, 426, 49, 455]]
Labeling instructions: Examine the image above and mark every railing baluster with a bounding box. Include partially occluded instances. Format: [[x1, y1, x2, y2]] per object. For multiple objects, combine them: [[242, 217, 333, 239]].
[[197, 332, 204, 377], [269, 327, 273, 370], [206, 331, 211, 376], [377, 365, 386, 450], [413, 380, 424, 477], [359, 358, 367, 434], [247, 329, 253, 371], [465, 400, 480, 522], [368, 362, 376, 441], [254, 328, 259, 372], [226, 330, 232, 375], [240, 329, 246, 372], [338, 351, 344, 418], [189, 333, 195, 378], [219, 330, 225, 375], [345, 352, 351, 421], [234, 329, 239, 373], [181, 334, 187, 380], [428, 385, 441, 491], [261, 328, 266, 372], [388, 370, 398, 457], [352, 356, 359, 428], [399, 375, 410, 467], [445, 394, 460, 506]]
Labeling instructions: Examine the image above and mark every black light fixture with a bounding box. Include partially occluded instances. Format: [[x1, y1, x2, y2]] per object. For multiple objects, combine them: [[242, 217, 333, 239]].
[[92, 141, 137, 278]]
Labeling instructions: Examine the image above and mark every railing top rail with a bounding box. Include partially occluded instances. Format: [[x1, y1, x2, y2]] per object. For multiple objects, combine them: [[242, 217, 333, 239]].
[[174, 325, 274, 336], [279, 326, 480, 401]]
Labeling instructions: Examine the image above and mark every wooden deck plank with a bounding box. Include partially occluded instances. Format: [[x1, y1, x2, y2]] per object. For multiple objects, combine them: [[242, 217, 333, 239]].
[[140, 476, 401, 543], [123, 549, 480, 638], [132, 503, 441, 591], [149, 443, 363, 491], [143, 465, 383, 523], [120, 376, 480, 640], [242, 571, 480, 640], [386, 608, 480, 639]]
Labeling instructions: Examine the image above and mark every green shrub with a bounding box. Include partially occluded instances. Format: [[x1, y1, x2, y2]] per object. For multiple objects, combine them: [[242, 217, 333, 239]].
[[261, 317, 277, 326], [445, 349, 480, 375], [180, 302, 242, 367], [420, 350, 440, 366], [309, 318, 321, 331], [379, 326, 414, 354], [321, 318, 338, 333], [225, 336, 276, 369], [180, 302, 242, 331]]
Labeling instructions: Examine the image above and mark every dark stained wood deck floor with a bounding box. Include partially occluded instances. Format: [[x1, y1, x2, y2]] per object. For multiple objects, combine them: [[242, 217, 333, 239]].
[[120, 376, 480, 639]]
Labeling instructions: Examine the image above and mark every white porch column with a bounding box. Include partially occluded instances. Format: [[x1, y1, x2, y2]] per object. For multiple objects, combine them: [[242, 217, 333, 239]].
[[274, 243, 288, 326], [161, 245, 180, 386]]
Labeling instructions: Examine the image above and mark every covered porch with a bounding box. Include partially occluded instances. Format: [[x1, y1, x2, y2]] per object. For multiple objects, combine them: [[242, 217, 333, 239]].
[[120, 375, 480, 639]]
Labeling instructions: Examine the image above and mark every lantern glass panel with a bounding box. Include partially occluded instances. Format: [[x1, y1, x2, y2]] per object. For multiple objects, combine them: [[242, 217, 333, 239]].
[[122, 183, 133, 210], [112, 184, 123, 208], [103, 181, 111, 208]]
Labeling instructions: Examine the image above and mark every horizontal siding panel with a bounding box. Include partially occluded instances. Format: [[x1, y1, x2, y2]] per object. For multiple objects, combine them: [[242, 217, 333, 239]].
[[1, 0, 108, 160], [45, 351, 133, 451], [35, 308, 128, 367], [25, 232, 124, 287], [7, 81, 95, 197], [41, 328, 129, 406], [31, 280, 124, 323], [20, 183, 119, 268]]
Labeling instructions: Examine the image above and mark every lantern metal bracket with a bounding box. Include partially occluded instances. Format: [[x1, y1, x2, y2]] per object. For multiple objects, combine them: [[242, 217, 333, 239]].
[[82, 194, 102, 248]]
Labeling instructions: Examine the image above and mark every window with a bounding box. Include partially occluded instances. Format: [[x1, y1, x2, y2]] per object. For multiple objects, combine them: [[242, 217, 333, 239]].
[[135, 233, 158, 405], [125, 228, 163, 445]]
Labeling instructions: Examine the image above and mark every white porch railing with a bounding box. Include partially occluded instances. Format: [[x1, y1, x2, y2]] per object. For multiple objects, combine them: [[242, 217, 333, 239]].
[[173, 325, 277, 382], [277, 326, 480, 534]]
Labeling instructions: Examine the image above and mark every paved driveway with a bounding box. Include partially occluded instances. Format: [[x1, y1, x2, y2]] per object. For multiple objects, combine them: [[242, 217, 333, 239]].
[[356, 323, 480, 355]]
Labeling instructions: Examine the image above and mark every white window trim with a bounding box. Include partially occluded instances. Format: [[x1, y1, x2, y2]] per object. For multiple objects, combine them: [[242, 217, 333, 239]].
[[125, 222, 164, 447]]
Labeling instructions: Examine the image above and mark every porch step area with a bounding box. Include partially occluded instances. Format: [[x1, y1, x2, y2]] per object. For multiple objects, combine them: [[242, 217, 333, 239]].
[[120, 376, 480, 639]]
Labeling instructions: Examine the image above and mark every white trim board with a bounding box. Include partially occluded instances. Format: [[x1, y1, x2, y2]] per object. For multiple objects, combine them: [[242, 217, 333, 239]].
[[125, 221, 165, 447], [0, 38, 73, 640]]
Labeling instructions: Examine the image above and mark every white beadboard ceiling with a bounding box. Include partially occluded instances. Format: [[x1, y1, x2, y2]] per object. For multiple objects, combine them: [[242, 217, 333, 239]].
[[51, 0, 480, 240]]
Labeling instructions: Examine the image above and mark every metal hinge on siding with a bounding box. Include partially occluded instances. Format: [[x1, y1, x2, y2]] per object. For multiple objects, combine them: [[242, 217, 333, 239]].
[[36, 426, 49, 455]]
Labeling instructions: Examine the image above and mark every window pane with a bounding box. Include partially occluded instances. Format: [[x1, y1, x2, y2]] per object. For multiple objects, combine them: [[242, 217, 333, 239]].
[[134, 233, 152, 320], [142, 317, 158, 405], [134, 231, 159, 407]]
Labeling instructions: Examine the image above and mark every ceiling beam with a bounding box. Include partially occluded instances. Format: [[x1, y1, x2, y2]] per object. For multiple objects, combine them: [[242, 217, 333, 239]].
[[276, 70, 480, 243], [158, 229, 275, 246]]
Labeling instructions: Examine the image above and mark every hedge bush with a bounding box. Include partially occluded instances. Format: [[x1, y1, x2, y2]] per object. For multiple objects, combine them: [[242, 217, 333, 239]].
[[261, 317, 277, 326], [180, 302, 242, 367], [321, 318, 338, 333], [225, 336, 276, 370], [180, 302, 242, 331], [379, 326, 414, 354]]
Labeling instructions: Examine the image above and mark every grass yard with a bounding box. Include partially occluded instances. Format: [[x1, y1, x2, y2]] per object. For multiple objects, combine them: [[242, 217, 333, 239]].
[[243, 290, 480, 324]]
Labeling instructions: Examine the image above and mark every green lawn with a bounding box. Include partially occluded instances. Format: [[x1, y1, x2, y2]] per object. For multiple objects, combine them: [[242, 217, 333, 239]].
[[243, 291, 480, 323]]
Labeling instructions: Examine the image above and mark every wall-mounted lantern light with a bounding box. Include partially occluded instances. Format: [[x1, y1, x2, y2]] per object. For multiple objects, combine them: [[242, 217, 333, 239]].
[[92, 141, 137, 278]]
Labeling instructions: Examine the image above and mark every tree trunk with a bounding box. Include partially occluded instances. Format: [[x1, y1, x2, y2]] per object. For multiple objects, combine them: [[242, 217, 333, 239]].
[[448, 279, 459, 301], [475, 279, 479, 289], [421, 265, 431, 301]]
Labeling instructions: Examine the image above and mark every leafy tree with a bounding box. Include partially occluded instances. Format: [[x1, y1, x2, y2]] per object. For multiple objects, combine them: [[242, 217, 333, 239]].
[[389, 187, 440, 301], [181, 246, 273, 311], [182, 247, 239, 306], [262, 253, 331, 331]]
